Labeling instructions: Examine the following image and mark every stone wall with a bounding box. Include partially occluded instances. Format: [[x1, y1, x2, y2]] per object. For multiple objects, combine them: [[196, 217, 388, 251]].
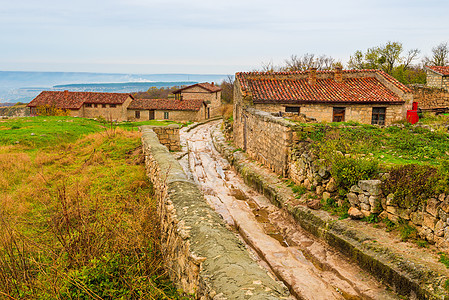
[[235, 108, 295, 176], [410, 85, 449, 109], [427, 70, 449, 91], [147, 124, 181, 151], [347, 178, 449, 250], [141, 126, 288, 299], [253, 103, 405, 125], [82, 97, 132, 122]]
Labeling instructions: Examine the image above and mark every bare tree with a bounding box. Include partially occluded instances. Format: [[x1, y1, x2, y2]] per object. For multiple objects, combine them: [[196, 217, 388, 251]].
[[283, 53, 337, 71], [220, 75, 234, 104], [423, 42, 449, 66], [403, 49, 420, 70]]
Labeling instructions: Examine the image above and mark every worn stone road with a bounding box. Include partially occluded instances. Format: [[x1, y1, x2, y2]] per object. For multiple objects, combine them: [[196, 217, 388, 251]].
[[179, 121, 398, 300]]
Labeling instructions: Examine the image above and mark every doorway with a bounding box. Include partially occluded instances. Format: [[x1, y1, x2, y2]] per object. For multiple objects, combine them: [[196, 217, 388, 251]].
[[332, 107, 345, 122]]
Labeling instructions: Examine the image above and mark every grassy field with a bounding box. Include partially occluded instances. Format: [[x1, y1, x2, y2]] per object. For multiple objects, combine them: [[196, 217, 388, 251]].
[[0, 116, 182, 299], [0, 116, 182, 150]]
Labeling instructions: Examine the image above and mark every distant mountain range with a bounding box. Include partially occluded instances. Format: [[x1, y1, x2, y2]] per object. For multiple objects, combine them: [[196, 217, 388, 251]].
[[0, 71, 230, 103]]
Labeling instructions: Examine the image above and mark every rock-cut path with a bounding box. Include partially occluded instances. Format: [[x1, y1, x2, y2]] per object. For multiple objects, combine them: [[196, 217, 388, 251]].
[[179, 121, 398, 300]]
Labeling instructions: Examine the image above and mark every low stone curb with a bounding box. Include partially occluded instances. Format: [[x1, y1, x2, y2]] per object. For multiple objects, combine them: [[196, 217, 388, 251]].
[[186, 116, 223, 132], [211, 123, 449, 300], [140, 126, 290, 299]]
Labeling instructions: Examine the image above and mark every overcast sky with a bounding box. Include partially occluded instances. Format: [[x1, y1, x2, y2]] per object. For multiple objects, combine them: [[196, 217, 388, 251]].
[[0, 0, 448, 74]]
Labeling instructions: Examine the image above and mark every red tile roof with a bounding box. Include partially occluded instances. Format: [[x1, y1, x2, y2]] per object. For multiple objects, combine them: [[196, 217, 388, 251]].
[[236, 69, 409, 104], [172, 82, 222, 94], [27, 91, 133, 109], [426, 66, 449, 76], [128, 98, 205, 111]]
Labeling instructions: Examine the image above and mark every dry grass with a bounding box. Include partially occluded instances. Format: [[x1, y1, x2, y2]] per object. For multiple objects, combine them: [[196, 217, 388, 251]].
[[0, 128, 180, 299], [220, 104, 233, 120]]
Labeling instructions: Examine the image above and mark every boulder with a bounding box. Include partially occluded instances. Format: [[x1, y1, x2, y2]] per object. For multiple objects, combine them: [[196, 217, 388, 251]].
[[422, 212, 438, 231], [369, 196, 382, 213], [347, 192, 359, 207], [426, 198, 439, 217], [358, 180, 382, 196], [322, 192, 331, 201], [360, 203, 370, 211], [435, 220, 445, 237], [348, 207, 364, 219], [325, 178, 337, 193], [410, 212, 423, 226], [307, 199, 322, 210], [350, 185, 363, 194], [316, 185, 324, 195]]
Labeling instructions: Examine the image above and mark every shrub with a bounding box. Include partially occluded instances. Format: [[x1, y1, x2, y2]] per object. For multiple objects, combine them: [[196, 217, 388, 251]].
[[329, 154, 378, 191], [383, 164, 439, 207]]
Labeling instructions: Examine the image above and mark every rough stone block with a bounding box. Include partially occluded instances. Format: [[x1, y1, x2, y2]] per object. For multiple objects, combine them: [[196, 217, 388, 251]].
[[426, 198, 439, 217], [423, 213, 438, 231], [410, 212, 423, 226], [359, 194, 369, 205], [325, 178, 337, 193], [386, 194, 394, 206], [347, 192, 359, 207], [322, 192, 331, 201], [350, 185, 363, 194], [358, 180, 382, 196], [435, 220, 445, 237], [360, 203, 370, 211], [316, 185, 324, 195]]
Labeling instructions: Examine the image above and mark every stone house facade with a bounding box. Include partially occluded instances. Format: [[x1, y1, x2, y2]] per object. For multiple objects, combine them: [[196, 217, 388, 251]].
[[425, 66, 449, 91], [127, 98, 207, 122], [233, 68, 413, 153], [27, 91, 133, 122], [172, 82, 222, 118]]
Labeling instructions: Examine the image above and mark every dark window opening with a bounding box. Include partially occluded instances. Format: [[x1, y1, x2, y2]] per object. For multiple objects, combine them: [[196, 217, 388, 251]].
[[102, 104, 106, 108], [94, 104, 98, 108], [372, 107, 386, 125], [285, 106, 300, 113], [85, 103, 92, 108], [164, 112, 169, 119], [135, 111, 140, 119], [333, 107, 345, 122], [110, 104, 116, 108]]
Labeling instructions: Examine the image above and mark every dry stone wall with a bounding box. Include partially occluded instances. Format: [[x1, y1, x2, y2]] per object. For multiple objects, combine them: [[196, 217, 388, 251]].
[[140, 125, 288, 299], [149, 124, 181, 151], [411, 85, 449, 109]]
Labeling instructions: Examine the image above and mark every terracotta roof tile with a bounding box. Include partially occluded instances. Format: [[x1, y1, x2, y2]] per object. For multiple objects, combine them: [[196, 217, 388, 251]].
[[172, 82, 222, 94], [128, 98, 205, 111], [426, 66, 449, 76], [27, 91, 132, 109], [236, 69, 409, 104]]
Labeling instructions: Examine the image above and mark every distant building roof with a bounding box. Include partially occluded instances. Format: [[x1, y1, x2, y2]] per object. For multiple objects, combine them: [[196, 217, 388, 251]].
[[27, 91, 133, 109], [172, 82, 222, 94], [426, 66, 449, 76], [129, 98, 205, 111], [236, 69, 410, 105]]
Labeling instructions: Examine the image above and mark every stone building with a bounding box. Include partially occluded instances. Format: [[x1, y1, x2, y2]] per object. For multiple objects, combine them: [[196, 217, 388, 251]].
[[234, 68, 413, 127], [127, 98, 207, 122], [172, 82, 222, 118], [425, 66, 449, 91], [27, 91, 133, 122]]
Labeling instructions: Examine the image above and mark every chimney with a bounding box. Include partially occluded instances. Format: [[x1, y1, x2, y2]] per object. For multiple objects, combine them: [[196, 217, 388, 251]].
[[211, 82, 214, 86], [308, 68, 317, 85], [334, 66, 343, 83], [64, 90, 69, 97]]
